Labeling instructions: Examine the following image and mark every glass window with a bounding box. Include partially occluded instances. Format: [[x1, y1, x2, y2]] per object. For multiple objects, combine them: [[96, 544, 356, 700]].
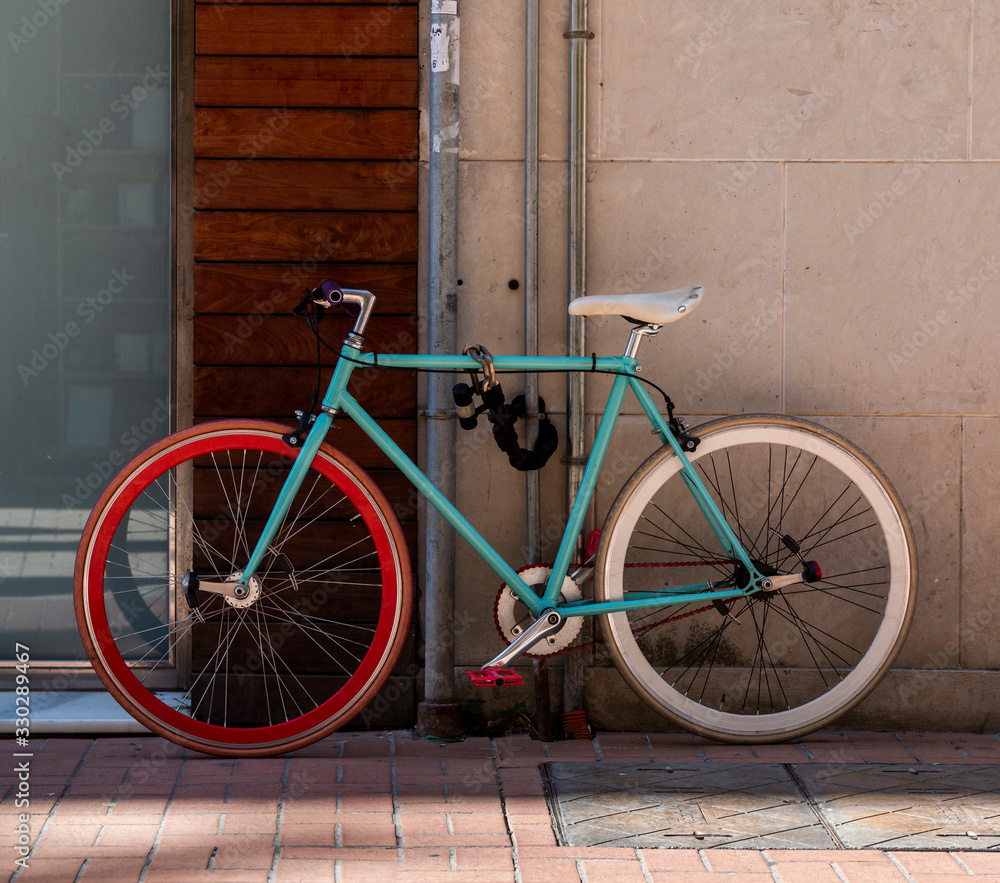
[[0, 1, 172, 661]]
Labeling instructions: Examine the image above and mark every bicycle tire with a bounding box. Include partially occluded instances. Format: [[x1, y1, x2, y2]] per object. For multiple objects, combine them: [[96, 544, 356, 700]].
[[74, 420, 412, 756], [596, 415, 916, 743]]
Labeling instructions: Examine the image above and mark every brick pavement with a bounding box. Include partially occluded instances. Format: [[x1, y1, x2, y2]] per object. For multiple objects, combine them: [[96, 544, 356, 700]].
[[3, 730, 1000, 882]]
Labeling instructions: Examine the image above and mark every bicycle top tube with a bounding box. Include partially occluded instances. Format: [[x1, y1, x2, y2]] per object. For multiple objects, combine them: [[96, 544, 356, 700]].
[[342, 351, 638, 374]]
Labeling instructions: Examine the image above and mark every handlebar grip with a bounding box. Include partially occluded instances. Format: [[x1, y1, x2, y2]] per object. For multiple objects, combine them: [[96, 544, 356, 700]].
[[317, 279, 343, 305], [314, 281, 361, 317]]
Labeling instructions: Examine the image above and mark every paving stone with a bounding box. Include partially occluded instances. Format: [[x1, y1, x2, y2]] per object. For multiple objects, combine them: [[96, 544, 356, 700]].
[[796, 764, 1000, 850], [545, 762, 835, 849], [579, 857, 650, 883], [517, 857, 586, 883], [546, 762, 1000, 851], [890, 852, 972, 874], [947, 851, 1000, 873], [12, 858, 84, 882]]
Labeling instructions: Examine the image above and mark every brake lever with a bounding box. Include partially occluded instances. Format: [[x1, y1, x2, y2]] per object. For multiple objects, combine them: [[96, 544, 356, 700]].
[[292, 288, 322, 316]]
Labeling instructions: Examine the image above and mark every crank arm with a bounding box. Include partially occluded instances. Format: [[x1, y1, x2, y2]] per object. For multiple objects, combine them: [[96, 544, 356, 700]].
[[482, 608, 564, 669]]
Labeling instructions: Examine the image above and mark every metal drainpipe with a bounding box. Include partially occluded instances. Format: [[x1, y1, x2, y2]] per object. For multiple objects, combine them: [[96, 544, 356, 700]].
[[564, 0, 590, 713], [524, 0, 552, 742], [417, 0, 463, 738]]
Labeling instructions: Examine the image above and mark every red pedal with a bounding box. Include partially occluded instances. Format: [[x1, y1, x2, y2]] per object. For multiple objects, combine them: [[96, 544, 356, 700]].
[[467, 668, 523, 687]]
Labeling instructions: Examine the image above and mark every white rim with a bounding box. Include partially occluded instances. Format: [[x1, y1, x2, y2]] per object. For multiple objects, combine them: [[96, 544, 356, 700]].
[[601, 421, 912, 739]]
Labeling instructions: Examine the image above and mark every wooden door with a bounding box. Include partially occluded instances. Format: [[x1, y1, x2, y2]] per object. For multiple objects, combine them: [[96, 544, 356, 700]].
[[192, 0, 419, 727]]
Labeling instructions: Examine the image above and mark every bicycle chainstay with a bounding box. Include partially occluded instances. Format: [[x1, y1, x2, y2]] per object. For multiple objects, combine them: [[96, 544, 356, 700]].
[[493, 559, 733, 658]]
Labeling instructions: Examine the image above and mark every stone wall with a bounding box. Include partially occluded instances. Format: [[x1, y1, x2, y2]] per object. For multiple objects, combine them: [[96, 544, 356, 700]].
[[426, 0, 1000, 732]]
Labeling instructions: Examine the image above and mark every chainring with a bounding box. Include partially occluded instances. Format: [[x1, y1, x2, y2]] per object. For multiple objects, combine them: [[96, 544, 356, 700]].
[[494, 565, 584, 657]]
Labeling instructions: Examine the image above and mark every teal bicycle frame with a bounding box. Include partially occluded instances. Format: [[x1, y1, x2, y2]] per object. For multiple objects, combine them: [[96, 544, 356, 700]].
[[238, 338, 767, 623]]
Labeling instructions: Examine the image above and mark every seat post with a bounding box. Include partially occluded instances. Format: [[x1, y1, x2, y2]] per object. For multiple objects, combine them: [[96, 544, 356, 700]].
[[625, 323, 662, 359]]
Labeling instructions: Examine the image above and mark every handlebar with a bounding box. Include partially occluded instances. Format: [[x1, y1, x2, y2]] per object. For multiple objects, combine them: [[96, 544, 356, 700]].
[[295, 281, 377, 341]]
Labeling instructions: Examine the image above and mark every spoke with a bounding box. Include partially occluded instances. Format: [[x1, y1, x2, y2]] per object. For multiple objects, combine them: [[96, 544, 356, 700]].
[[271, 473, 348, 550], [753, 600, 791, 712], [247, 603, 297, 725], [764, 596, 861, 672], [697, 457, 764, 562], [761, 445, 806, 567], [657, 600, 746, 690], [641, 503, 725, 565], [782, 582, 887, 616], [262, 595, 376, 669], [168, 472, 241, 575]]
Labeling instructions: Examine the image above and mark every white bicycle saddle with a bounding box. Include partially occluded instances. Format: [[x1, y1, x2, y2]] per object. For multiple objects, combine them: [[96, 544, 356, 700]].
[[568, 285, 704, 325]]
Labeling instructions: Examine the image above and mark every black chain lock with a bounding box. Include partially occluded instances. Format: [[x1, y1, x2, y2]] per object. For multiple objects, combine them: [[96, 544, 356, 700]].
[[453, 344, 559, 472]]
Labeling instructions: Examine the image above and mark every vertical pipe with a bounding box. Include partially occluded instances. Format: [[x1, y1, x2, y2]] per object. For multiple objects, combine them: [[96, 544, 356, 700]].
[[564, 0, 589, 713], [525, 0, 552, 743], [417, 0, 463, 738], [525, 0, 540, 562]]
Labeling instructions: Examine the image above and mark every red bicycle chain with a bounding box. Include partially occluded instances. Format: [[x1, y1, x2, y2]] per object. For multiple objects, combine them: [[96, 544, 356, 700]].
[[492, 559, 732, 658]]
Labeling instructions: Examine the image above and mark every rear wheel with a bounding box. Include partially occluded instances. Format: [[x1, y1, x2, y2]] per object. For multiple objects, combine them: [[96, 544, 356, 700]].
[[596, 415, 916, 742], [75, 421, 412, 756]]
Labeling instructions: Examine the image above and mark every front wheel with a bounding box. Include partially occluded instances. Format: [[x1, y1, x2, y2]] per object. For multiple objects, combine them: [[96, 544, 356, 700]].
[[596, 415, 916, 743], [74, 421, 412, 756]]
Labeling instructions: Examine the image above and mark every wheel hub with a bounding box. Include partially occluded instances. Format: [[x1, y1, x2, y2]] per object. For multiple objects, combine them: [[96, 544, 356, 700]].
[[733, 560, 779, 594], [224, 572, 261, 609], [181, 570, 261, 611]]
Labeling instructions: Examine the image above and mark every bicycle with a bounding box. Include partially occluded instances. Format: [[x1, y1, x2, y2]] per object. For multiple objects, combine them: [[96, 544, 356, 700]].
[[74, 281, 917, 756]]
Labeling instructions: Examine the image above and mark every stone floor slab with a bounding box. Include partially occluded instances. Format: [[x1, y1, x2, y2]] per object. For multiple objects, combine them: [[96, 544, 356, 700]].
[[794, 764, 1000, 850], [544, 763, 1000, 850], [544, 763, 836, 849]]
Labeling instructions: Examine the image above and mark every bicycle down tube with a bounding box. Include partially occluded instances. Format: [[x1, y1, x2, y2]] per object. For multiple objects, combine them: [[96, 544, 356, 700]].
[[239, 345, 761, 621]]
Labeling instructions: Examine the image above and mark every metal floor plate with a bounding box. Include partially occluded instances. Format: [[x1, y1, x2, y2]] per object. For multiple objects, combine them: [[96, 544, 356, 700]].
[[543, 763, 1000, 850]]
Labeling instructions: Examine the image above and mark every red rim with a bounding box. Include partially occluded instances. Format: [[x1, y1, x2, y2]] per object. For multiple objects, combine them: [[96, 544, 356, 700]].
[[81, 427, 404, 749]]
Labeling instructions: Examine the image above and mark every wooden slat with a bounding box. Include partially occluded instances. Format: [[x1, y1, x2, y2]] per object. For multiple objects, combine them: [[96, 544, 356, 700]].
[[197, 0, 416, 6], [193, 471, 413, 524], [193, 263, 416, 314], [193, 212, 417, 263], [193, 366, 415, 418], [194, 109, 417, 160], [196, 5, 418, 57], [195, 57, 417, 108], [191, 418, 417, 468], [187, 645, 416, 730], [191, 519, 418, 562], [191, 625, 417, 678], [322, 420, 416, 467], [193, 315, 416, 366], [347, 670, 416, 729], [193, 160, 416, 212]]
